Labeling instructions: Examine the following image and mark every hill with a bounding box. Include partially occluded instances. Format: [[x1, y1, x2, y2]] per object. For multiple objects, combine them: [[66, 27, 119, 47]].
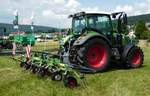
[[0, 23, 59, 35], [128, 13, 150, 25]]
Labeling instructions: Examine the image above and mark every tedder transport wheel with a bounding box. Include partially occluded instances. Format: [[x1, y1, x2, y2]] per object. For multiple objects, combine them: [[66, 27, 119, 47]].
[[75, 38, 111, 72], [125, 46, 144, 68]]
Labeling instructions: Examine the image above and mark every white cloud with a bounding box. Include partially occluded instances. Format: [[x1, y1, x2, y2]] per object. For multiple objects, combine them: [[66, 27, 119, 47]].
[[81, 7, 109, 14], [66, 0, 80, 8], [42, 10, 66, 19], [0, 0, 112, 27], [115, 5, 133, 13], [20, 18, 31, 24], [54, 0, 65, 4], [114, 0, 150, 16]]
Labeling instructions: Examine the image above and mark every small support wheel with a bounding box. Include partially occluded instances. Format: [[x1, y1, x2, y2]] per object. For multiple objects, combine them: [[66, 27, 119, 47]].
[[51, 72, 62, 81], [63, 76, 78, 89], [32, 66, 38, 74], [38, 68, 45, 77], [24, 63, 31, 70], [20, 62, 25, 68]]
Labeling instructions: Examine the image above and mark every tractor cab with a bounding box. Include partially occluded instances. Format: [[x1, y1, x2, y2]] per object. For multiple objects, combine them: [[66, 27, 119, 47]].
[[70, 12, 113, 36], [69, 12, 128, 34], [68, 12, 129, 46]]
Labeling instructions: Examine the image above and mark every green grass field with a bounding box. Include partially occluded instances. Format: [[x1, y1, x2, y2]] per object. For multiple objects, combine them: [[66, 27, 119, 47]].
[[0, 41, 150, 96]]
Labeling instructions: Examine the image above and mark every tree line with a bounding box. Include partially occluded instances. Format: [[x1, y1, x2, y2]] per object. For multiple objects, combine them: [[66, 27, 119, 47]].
[[134, 20, 150, 42]]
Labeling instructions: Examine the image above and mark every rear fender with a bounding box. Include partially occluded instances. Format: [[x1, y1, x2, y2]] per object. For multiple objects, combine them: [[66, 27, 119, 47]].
[[73, 34, 112, 47]]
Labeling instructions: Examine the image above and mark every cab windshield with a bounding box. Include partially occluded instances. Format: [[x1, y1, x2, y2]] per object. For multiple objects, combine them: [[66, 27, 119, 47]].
[[72, 16, 86, 34]]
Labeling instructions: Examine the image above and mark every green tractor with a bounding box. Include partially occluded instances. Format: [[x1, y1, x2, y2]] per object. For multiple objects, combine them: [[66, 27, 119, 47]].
[[59, 12, 144, 72]]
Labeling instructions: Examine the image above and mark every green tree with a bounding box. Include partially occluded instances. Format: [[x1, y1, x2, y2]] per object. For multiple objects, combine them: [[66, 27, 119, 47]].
[[147, 30, 150, 42], [135, 20, 148, 39]]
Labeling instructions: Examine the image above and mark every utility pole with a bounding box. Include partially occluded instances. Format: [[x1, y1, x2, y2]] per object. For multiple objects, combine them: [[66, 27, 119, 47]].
[[12, 10, 19, 56], [31, 14, 34, 34], [13, 10, 19, 34]]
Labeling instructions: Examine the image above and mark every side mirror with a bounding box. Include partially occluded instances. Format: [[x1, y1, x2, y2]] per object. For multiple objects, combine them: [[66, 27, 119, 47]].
[[4, 28, 6, 33], [67, 28, 71, 35], [68, 15, 73, 18], [122, 14, 127, 25], [112, 14, 116, 18]]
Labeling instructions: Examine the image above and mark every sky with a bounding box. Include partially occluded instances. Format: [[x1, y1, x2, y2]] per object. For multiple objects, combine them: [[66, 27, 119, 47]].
[[0, 0, 150, 28]]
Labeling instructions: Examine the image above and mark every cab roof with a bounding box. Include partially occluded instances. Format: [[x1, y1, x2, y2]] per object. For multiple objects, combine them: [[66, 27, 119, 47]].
[[69, 12, 111, 18], [69, 12, 125, 18]]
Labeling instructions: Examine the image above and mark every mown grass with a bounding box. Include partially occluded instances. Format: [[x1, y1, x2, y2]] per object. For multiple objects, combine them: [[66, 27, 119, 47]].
[[0, 42, 150, 96]]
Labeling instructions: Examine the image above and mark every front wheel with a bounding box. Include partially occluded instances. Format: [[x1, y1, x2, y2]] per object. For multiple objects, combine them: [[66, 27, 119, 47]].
[[125, 46, 144, 68]]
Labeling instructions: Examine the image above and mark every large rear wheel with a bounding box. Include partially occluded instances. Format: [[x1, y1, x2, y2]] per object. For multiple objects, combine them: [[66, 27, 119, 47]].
[[75, 38, 111, 72]]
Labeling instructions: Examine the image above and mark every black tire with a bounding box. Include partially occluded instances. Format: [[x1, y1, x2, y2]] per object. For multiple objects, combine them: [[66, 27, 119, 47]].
[[63, 76, 78, 88], [74, 38, 111, 72], [51, 72, 62, 81], [32, 66, 38, 74], [37, 68, 45, 77], [49, 67, 58, 74], [24, 63, 31, 70], [20, 62, 25, 68], [125, 46, 144, 68]]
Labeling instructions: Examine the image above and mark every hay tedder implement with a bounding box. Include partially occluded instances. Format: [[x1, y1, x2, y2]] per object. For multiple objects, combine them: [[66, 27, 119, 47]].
[[14, 11, 144, 88], [18, 52, 95, 88]]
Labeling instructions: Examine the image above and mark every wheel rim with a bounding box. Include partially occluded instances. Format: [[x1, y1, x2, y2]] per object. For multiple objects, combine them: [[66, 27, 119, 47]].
[[130, 50, 141, 65], [87, 44, 107, 68], [68, 79, 76, 88], [55, 74, 62, 80], [39, 70, 44, 75]]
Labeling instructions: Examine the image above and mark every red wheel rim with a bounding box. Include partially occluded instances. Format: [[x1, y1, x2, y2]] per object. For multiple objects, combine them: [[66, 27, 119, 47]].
[[130, 51, 141, 65], [68, 79, 76, 88], [0, 45, 2, 48], [87, 44, 107, 68]]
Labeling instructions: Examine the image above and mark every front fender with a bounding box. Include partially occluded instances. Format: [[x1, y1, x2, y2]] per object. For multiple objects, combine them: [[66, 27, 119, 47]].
[[122, 43, 135, 60]]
